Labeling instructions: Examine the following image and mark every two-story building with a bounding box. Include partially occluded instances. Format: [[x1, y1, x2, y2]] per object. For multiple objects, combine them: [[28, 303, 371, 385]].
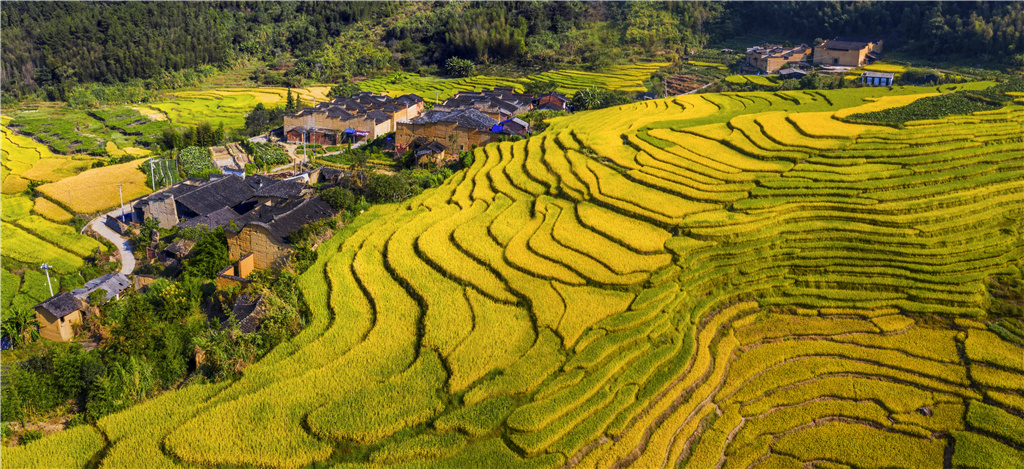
[[746, 44, 812, 73], [813, 38, 884, 67], [283, 92, 424, 145]]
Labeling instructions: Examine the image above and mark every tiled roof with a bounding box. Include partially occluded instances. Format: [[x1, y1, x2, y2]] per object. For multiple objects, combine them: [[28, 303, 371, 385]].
[[364, 110, 392, 124], [256, 180, 305, 199], [72, 273, 131, 302], [35, 292, 83, 319], [821, 39, 872, 51], [408, 108, 497, 131], [174, 175, 256, 217]]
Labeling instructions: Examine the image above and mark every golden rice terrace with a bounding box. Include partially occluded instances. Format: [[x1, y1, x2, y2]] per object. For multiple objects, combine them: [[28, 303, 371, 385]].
[[7, 86, 1024, 468]]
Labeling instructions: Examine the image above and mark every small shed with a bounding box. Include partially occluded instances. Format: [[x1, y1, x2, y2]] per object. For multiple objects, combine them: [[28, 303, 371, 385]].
[[415, 140, 448, 166], [164, 239, 196, 260], [34, 292, 87, 342], [779, 68, 808, 80], [862, 71, 895, 87], [226, 293, 267, 333]]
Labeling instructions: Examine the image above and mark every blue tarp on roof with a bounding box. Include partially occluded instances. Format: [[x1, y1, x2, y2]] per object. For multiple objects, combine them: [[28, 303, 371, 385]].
[[343, 128, 355, 134], [491, 124, 504, 133]]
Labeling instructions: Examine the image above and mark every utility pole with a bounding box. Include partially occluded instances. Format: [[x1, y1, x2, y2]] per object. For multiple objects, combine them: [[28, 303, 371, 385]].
[[149, 159, 156, 189], [40, 263, 54, 297], [116, 183, 125, 221], [435, 90, 439, 105]]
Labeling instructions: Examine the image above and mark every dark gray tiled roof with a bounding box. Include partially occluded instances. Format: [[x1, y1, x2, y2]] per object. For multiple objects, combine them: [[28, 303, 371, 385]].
[[175, 175, 256, 217], [256, 180, 305, 199], [821, 39, 872, 51], [244, 196, 335, 243], [409, 108, 497, 131], [227, 293, 265, 333], [71, 273, 131, 302], [416, 140, 447, 156], [178, 206, 249, 230], [35, 292, 83, 319], [364, 110, 392, 124]]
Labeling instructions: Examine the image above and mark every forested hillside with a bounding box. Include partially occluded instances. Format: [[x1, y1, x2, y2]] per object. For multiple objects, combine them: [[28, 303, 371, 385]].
[[3, 1, 1024, 103]]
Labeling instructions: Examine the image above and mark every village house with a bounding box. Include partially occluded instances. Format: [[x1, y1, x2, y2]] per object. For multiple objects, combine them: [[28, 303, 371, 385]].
[[226, 195, 336, 270], [433, 88, 534, 121], [133, 175, 257, 229], [283, 92, 424, 145], [413, 140, 449, 166], [778, 68, 808, 80], [34, 293, 85, 342], [394, 108, 504, 156], [745, 43, 812, 73], [533, 92, 570, 112], [813, 38, 883, 67], [34, 273, 131, 342]]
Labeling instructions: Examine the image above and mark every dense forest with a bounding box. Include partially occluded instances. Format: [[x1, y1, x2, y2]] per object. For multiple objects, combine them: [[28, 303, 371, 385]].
[[2, 1, 1024, 101]]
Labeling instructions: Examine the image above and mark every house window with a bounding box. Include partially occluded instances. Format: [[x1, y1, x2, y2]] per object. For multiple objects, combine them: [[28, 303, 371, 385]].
[[833, 58, 839, 65], [460, 145, 464, 150]]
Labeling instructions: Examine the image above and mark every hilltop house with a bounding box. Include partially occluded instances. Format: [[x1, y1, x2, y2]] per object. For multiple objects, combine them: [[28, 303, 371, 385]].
[[813, 38, 883, 67], [283, 92, 424, 145], [746, 43, 812, 73]]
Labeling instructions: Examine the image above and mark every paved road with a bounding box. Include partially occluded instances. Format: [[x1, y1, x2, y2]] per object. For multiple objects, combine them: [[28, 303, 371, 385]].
[[86, 209, 135, 276]]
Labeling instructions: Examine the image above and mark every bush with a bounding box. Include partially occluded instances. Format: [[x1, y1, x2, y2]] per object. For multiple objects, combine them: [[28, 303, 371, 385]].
[[321, 187, 356, 212], [445, 57, 475, 78]]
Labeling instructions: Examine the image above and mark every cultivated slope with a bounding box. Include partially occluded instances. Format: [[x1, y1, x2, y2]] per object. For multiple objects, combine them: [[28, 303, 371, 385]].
[[6, 86, 1024, 469]]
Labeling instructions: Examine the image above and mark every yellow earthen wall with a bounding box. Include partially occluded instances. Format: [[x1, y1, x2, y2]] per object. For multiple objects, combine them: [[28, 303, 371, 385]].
[[36, 308, 81, 342], [228, 225, 291, 270]]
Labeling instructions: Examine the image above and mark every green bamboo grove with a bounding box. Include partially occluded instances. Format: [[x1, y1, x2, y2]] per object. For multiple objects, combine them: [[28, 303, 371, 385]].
[[5, 84, 1024, 468]]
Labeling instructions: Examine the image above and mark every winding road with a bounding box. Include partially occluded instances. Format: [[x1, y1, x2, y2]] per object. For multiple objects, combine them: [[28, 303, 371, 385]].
[[85, 208, 135, 276]]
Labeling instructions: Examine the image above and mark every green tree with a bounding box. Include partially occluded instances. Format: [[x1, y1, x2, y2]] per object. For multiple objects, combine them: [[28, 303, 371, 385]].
[[285, 89, 296, 113], [245, 103, 270, 137], [321, 186, 355, 212], [1, 306, 41, 347], [445, 57, 475, 78], [326, 82, 361, 99], [180, 230, 230, 280]]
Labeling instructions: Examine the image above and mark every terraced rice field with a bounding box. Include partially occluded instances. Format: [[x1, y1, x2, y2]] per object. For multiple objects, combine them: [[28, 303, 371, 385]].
[[1, 116, 113, 277], [148, 86, 331, 128], [7, 85, 1024, 469]]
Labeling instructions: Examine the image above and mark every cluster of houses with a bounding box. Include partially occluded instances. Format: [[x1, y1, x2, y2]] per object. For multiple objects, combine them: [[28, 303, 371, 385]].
[[284, 88, 570, 166], [282, 92, 425, 145], [33, 168, 350, 342], [744, 37, 893, 86]]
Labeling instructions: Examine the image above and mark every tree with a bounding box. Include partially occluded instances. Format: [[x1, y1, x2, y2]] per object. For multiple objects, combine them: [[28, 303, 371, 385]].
[[245, 103, 270, 137], [321, 186, 356, 212], [445, 57, 475, 78], [285, 89, 296, 113], [1, 306, 41, 347], [180, 230, 230, 280], [524, 80, 559, 94], [326, 82, 361, 100]]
